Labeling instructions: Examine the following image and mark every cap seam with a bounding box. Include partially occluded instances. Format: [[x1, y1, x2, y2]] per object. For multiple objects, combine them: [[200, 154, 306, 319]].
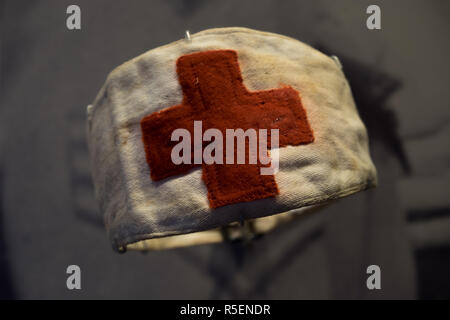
[[112, 179, 375, 251]]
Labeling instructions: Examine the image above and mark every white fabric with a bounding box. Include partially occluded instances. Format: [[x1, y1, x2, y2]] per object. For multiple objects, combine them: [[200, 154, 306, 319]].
[[86, 27, 377, 251]]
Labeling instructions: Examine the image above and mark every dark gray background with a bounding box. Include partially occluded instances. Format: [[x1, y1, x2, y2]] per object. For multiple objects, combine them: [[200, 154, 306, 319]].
[[1, 0, 449, 299]]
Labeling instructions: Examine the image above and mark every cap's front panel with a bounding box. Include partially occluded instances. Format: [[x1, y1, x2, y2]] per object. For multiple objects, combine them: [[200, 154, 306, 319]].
[[87, 28, 377, 250]]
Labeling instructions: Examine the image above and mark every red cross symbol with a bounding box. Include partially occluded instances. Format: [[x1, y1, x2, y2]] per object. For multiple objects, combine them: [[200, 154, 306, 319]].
[[141, 50, 314, 208]]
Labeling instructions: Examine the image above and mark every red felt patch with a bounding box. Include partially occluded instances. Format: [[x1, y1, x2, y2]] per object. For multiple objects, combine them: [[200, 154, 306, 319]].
[[141, 50, 314, 208]]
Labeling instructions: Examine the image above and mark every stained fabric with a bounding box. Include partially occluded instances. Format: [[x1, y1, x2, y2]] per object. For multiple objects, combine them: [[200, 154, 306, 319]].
[[86, 27, 377, 251]]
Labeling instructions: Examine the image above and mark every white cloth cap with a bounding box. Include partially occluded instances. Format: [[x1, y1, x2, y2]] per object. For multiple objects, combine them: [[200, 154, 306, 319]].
[[86, 27, 377, 252]]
